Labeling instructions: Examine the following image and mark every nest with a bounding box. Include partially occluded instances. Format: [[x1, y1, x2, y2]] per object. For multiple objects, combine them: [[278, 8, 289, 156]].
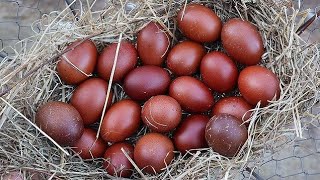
[[0, 0, 319, 179]]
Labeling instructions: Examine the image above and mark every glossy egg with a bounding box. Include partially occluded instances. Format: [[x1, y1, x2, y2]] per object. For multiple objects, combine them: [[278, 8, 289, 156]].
[[177, 4, 222, 43], [134, 133, 174, 174], [103, 142, 134, 178], [200, 51, 238, 93], [100, 99, 141, 142], [169, 76, 214, 113], [221, 18, 264, 65], [97, 40, 138, 82], [73, 128, 107, 159], [57, 40, 98, 84], [205, 114, 248, 157], [123, 65, 171, 101], [238, 66, 280, 106], [141, 95, 182, 133], [137, 22, 170, 66], [35, 101, 84, 146], [167, 41, 206, 76], [70, 78, 113, 125], [173, 115, 209, 153]]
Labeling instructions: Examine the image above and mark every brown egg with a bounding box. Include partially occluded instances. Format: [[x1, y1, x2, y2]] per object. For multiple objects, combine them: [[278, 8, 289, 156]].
[[2, 171, 23, 180], [103, 142, 134, 178], [73, 128, 107, 159], [137, 22, 170, 66], [70, 78, 113, 125], [100, 99, 141, 142], [123, 65, 171, 101], [167, 41, 206, 76], [97, 40, 138, 82], [221, 18, 264, 65], [134, 133, 174, 174], [205, 114, 248, 157], [169, 76, 214, 113], [177, 4, 222, 43], [238, 66, 280, 107], [173, 115, 209, 154], [141, 95, 182, 133], [200, 51, 238, 93], [57, 40, 98, 84], [35, 101, 84, 146]]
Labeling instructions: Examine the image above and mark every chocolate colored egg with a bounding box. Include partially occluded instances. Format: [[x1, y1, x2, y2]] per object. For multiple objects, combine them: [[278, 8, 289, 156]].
[[123, 65, 171, 101], [70, 78, 113, 125], [238, 66, 280, 106], [200, 51, 238, 93], [97, 40, 138, 82], [205, 114, 248, 157], [141, 95, 182, 133], [134, 133, 174, 174], [173, 115, 209, 153], [73, 128, 107, 159], [137, 22, 170, 66], [57, 40, 98, 84], [221, 18, 264, 65], [103, 142, 134, 178], [169, 76, 214, 113], [177, 4, 222, 43], [100, 99, 141, 142], [35, 101, 84, 146]]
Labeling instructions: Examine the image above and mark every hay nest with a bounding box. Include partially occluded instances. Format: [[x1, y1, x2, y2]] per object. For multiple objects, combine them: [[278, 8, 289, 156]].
[[0, 0, 319, 179]]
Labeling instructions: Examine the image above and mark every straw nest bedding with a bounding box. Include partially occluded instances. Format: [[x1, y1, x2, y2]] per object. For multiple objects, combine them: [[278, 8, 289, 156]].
[[0, 0, 319, 179]]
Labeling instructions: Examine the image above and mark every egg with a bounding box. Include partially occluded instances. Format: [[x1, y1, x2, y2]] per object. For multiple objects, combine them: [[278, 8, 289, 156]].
[[57, 40, 98, 84], [70, 78, 113, 125], [200, 51, 238, 93], [238, 66, 280, 106], [169, 76, 214, 113], [100, 99, 141, 142], [134, 133, 174, 174], [173, 115, 209, 154], [73, 128, 107, 159], [103, 142, 134, 178], [2, 171, 23, 180], [221, 18, 264, 65], [141, 95, 182, 133], [205, 114, 248, 157], [35, 101, 84, 146], [166, 41, 205, 76], [137, 22, 170, 66], [177, 4, 222, 43], [97, 40, 138, 82], [123, 65, 171, 101]]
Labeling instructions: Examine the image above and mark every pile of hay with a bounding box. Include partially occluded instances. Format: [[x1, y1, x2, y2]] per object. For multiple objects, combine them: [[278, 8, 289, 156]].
[[0, 0, 319, 179]]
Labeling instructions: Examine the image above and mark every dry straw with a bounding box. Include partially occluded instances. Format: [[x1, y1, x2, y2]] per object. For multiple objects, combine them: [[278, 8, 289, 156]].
[[0, 0, 319, 179]]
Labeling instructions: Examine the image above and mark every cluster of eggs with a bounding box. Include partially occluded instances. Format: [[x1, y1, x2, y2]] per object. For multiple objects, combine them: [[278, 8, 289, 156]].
[[35, 3, 280, 177]]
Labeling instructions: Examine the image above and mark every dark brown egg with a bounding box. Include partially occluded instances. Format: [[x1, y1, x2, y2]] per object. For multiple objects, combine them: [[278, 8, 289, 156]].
[[70, 78, 113, 125], [167, 41, 206, 76], [97, 40, 138, 82], [134, 133, 174, 174], [35, 101, 84, 146], [100, 99, 141, 142], [103, 142, 134, 178], [200, 51, 238, 93], [141, 95, 182, 133], [73, 128, 107, 159], [137, 22, 170, 66], [123, 65, 171, 101], [173, 115, 209, 154], [221, 18, 264, 65], [205, 114, 248, 157], [238, 66, 280, 107], [169, 76, 214, 113], [177, 4, 222, 43], [57, 40, 98, 84]]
